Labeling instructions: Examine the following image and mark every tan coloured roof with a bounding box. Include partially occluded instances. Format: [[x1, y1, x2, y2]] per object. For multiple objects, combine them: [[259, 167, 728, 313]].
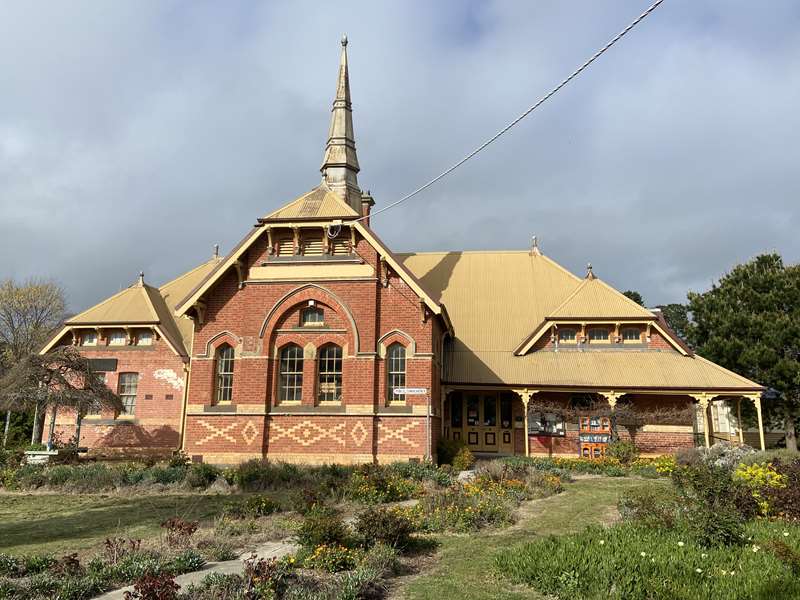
[[399, 250, 762, 392], [261, 184, 359, 221], [56, 259, 220, 357], [547, 276, 655, 320], [67, 283, 160, 325]]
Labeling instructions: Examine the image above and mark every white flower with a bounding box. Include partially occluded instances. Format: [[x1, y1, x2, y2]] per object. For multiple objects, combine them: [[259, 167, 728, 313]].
[[640, 551, 647, 557], [784, 532, 790, 537], [730, 571, 735, 576], [720, 570, 727, 575], [696, 568, 703, 573], [678, 541, 685, 547], [752, 545, 760, 552], [701, 553, 708, 559], [650, 558, 655, 563], [599, 540, 605, 545]]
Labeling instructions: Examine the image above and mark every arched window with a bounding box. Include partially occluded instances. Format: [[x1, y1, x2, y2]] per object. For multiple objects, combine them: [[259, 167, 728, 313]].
[[386, 343, 406, 403], [317, 345, 342, 403], [214, 344, 234, 404], [279, 344, 303, 402]]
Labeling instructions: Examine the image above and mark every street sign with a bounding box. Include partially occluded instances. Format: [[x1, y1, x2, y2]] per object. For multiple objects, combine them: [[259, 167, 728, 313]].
[[393, 387, 428, 395]]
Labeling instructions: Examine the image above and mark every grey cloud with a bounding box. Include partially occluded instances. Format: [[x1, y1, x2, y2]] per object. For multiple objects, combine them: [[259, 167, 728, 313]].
[[1, 0, 798, 312]]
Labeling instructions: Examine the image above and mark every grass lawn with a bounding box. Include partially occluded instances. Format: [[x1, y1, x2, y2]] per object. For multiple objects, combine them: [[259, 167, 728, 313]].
[[0, 492, 241, 556], [397, 477, 660, 600]]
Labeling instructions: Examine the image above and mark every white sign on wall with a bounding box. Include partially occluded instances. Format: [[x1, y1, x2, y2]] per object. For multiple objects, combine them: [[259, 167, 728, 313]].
[[393, 387, 428, 396]]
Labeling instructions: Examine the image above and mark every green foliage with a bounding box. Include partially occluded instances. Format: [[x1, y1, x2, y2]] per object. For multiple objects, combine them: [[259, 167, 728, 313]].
[[229, 459, 353, 499], [606, 440, 639, 465], [185, 463, 220, 488], [124, 573, 180, 600], [618, 485, 682, 530], [296, 507, 351, 550], [688, 253, 800, 445], [495, 520, 800, 600], [168, 451, 191, 469], [303, 544, 360, 573], [388, 460, 453, 486], [346, 464, 422, 504], [765, 459, 800, 521], [452, 447, 476, 472], [658, 303, 690, 341], [622, 290, 644, 306], [354, 507, 416, 550], [436, 437, 466, 466], [224, 495, 280, 519]]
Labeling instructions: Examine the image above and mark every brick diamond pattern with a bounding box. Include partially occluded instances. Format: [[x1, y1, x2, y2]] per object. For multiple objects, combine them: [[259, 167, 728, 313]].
[[241, 421, 259, 446], [195, 420, 238, 446], [350, 421, 368, 446], [378, 421, 419, 447], [270, 421, 346, 447]]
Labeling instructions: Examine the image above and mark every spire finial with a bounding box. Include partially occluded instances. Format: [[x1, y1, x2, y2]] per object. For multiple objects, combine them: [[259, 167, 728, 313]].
[[586, 263, 596, 280], [213, 243, 220, 259], [530, 235, 542, 256], [320, 36, 362, 211], [138, 271, 145, 286]]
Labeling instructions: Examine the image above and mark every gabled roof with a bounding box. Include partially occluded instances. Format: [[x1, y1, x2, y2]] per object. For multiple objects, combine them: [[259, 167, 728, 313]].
[[547, 276, 655, 320], [43, 259, 220, 358], [260, 184, 359, 222], [399, 250, 762, 392]]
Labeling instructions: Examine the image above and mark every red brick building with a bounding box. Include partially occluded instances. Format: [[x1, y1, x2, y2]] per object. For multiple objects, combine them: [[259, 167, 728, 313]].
[[42, 39, 767, 464]]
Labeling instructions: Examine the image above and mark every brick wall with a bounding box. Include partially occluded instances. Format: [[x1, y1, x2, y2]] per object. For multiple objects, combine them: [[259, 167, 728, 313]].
[[45, 334, 186, 451]]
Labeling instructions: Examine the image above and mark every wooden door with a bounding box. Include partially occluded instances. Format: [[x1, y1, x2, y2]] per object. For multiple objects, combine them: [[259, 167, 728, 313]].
[[449, 393, 464, 443], [482, 394, 499, 452], [465, 394, 481, 452], [499, 393, 514, 454]]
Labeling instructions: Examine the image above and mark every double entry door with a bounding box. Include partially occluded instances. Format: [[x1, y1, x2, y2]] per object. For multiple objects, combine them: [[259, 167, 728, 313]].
[[450, 392, 514, 453]]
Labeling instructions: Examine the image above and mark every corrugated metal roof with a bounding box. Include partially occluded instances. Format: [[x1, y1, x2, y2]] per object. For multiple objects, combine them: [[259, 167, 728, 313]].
[[400, 250, 761, 391], [398, 251, 580, 351], [442, 349, 760, 390], [262, 184, 359, 221], [547, 277, 655, 319], [67, 284, 160, 325]]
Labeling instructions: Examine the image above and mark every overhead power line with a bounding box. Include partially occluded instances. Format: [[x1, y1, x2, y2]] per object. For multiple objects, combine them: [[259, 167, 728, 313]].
[[353, 0, 665, 225]]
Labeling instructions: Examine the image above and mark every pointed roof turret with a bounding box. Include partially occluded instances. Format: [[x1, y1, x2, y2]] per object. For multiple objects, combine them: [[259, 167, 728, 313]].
[[320, 35, 362, 212]]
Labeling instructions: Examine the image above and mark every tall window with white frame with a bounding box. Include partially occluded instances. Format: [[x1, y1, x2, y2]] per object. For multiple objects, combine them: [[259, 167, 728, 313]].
[[214, 344, 234, 404], [118, 373, 138, 415], [317, 344, 342, 403], [386, 343, 406, 404], [279, 344, 303, 402]]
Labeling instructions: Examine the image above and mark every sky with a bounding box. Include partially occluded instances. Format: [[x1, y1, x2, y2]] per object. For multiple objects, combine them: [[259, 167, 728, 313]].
[[2, 0, 799, 312]]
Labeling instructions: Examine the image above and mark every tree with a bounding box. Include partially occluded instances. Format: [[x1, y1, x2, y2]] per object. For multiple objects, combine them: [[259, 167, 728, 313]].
[[0, 346, 123, 449], [687, 254, 800, 451], [658, 303, 690, 342], [622, 290, 645, 306], [0, 279, 66, 446]]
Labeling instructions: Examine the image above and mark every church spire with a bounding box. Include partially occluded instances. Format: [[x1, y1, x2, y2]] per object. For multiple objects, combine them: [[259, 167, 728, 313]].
[[321, 35, 362, 211]]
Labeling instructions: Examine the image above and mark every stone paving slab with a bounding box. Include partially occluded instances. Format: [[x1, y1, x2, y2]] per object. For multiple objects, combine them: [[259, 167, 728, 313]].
[[94, 541, 298, 599]]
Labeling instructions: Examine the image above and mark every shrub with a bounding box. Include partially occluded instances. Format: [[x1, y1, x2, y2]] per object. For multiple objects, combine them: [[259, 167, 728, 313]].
[[766, 458, 800, 521], [389, 460, 452, 486], [684, 503, 744, 547], [104, 538, 142, 565], [168, 451, 191, 469], [146, 466, 186, 485], [161, 518, 198, 547], [242, 554, 294, 598], [185, 463, 220, 488], [296, 507, 351, 549], [197, 540, 238, 562], [304, 544, 360, 573], [169, 549, 206, 574], [618, 485, 682, 530], [452, 447, 476, 472], [606, 440, 638, 465], [436, 438, 466, 466], [699, 442, 756, 470], [286, 487, 324, 515], [354, 507, 416, 550], [123, 573, 180, 600], [225, 494, 280, 518], [346, 465, 422, 504], [414, 484, 514, 532], [734, 462, 787, 516]]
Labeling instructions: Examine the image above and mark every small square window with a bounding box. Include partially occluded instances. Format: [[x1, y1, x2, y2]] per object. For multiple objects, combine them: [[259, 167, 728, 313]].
[[587, 328, 610, 342], [558, 329, 577, 343], [108, 330, 127, 346], [80, 331, 97, 346], [621, 327, 641, 342], [301, 307, 324, 327], [136, 331, 153, 346]]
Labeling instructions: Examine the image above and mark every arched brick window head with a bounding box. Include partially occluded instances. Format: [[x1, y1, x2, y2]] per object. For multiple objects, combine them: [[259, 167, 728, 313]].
[[279, 344, 303, 402], [318, 344, 342, 403], [387, 343, 406, 403], [214, 344, 234, 404]]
